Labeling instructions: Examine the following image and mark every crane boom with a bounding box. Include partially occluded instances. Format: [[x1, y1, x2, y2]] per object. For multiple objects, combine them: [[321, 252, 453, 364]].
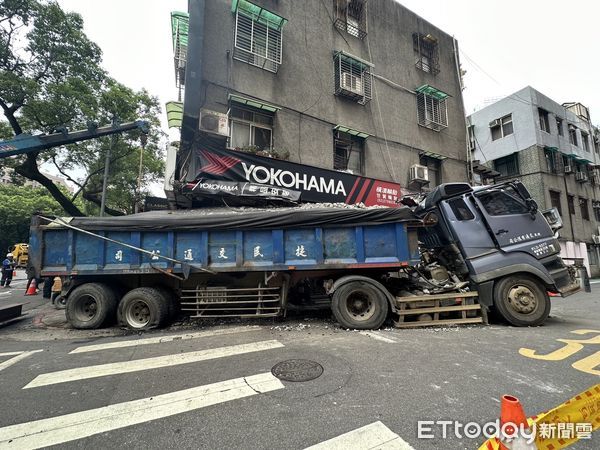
[[0, 120, 149, 159]]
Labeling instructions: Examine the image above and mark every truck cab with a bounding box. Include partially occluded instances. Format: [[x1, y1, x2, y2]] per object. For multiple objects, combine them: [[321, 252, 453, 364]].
[[416, 181, 580, 326]]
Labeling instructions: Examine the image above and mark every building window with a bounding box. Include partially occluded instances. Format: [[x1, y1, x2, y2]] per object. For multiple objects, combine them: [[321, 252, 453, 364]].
[[490, 114, 513, 141], [412, 33, 440, 75], [229, 106, 273, 151], [538, 108, 550, 133], [556, 117, 564, 136], [549, 190, 562, 217], [544, 148, 559, 173], [468, 125, 476, 151], [568, 124, 578, 146], [594, 135, 599, 154], [580, 197, 590, 221], [581, 131, 590, 152], [232, 0, 287, 73], [333, 131, 364, 174], [493, 153, 519, 177], [567, 195, 575, 215], [333, 0, 367, 39], [420, 154, 442, 186], [334, 51, 372, 105], [594, 203, 600, 221], [415, 84, 449, 131]]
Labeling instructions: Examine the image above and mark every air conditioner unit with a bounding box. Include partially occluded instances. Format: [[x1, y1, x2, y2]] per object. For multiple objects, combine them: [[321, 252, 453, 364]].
[[564, 164, 574, 174], [410, 164, 429, 182], [489, 119, 501, 128], [575, 171, 588, 182], [593, 235, 600, 245], [340, 72, 363, 95], [199, 110, 229, 137]]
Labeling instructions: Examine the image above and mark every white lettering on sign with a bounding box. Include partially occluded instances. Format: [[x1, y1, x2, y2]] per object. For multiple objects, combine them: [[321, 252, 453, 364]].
[[218, 248, 228, 259], [115, 250, 123, 262], [151, 250, 160, 261], [184, 249, 193, 261], [241, 163, 346, 196], [253, 246, 264, 258], [295, 245, 307, 258]]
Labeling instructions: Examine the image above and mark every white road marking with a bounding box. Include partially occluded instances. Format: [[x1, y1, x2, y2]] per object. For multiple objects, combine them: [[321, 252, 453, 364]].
[[24, 340, 283, 389], [305, 421, 414, 450], [70, 325, 261, 354], [359, 331, 397, 344], [0, 372, 284, 449], [0, 350, 43, 372]]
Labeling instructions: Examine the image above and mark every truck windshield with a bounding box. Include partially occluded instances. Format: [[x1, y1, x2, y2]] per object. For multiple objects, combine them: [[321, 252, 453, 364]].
[[477, 187, 528, 216]]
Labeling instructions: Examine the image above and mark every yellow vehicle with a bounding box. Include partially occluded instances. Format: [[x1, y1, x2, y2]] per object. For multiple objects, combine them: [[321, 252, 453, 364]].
[[9, 243, 29, 268]]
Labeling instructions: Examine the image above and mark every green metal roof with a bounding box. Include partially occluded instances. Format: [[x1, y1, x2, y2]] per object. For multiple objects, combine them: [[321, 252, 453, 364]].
[[544, 146, 559, 152], [415, 84, 450, 100], [171, 11, 189, 49], [231, 0, 287, 29], [333, 125, 370, 139], [165, 101, 183, 128], [420, 150, 448, 160], [334, 51, 374, 70], [228, 94, 280, 112]]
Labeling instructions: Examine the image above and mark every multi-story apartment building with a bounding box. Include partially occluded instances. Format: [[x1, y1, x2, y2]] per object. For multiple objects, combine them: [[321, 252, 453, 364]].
[[172, 0, 468, 192], [468, 86, 600, 276]]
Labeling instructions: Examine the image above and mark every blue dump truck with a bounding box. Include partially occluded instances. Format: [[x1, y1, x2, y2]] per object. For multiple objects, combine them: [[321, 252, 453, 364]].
[[29, 181, 580, 330]]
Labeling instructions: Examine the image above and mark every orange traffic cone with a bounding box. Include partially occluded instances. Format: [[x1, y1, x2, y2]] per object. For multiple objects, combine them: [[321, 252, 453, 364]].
[[25, 278, 38, 296], [499, 395, 535, 450]]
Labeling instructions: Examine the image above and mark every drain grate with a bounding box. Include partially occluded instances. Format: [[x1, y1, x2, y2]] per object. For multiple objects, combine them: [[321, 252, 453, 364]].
[[271, 359, 324, 382]]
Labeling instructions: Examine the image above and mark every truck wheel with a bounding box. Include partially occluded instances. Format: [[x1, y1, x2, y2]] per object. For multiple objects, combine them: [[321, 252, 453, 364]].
[[493, 275, 550, 327], [331, 281, 389, 329], [154, 286, 180, 319], [65, 283, 117, 329], [118, 287, 169, 330]]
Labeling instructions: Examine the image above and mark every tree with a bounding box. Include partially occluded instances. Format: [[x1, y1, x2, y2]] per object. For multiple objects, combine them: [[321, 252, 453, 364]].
[[0, 0, 164, 216], [0, 184, 74, 253]]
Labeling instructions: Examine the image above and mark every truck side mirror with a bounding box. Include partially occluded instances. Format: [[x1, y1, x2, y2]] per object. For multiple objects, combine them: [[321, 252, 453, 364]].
[[526, 198, 538, 218], [542, 207, 563, 231]]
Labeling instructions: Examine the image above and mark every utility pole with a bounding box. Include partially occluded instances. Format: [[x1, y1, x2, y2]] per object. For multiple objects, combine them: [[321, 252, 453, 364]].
[[135, 134, 147, 213], [100, 116, 119, 216]]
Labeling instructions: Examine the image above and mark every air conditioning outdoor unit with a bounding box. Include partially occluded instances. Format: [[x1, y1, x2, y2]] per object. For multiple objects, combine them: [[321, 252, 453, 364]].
[[340, 72, 363, 95], [410, 164, 429, 182], [575, 171, 588, 182], [199, 110, 229, 137], [593, 235, 600, 245], [488, 119, 501, 128], [564, 164, 574, 174]]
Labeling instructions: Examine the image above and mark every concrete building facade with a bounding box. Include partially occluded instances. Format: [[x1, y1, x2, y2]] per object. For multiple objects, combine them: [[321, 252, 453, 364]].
[[176, 0, 468, 191], [468, 86, 600, 276]]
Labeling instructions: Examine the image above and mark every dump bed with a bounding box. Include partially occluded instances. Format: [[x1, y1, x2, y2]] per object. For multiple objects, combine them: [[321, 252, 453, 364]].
[[30, 206, 422, 277]]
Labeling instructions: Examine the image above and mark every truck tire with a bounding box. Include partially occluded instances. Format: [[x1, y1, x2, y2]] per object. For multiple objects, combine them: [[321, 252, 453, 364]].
[[118, 287, 169, 330], [66, 283, 117, 329], [493, 275, 550, 327], [154, 286, 180, 319], [331, 281, 389, 329]]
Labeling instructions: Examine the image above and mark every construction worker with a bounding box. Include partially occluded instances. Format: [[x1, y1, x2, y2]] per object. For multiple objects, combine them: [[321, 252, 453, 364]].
[[51, 277, 63, 305], [1, 253, 15, 288]]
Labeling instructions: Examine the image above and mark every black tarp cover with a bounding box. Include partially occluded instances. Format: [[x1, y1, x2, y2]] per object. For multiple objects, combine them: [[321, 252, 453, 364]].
[[59, 206, 420, 231]]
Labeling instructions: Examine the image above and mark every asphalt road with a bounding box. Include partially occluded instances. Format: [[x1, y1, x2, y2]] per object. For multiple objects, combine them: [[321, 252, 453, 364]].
[[0, 281, 598, 449]]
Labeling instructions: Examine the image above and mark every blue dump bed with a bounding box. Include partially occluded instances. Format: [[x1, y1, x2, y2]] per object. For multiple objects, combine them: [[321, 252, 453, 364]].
[[30, 206, 421, 276]]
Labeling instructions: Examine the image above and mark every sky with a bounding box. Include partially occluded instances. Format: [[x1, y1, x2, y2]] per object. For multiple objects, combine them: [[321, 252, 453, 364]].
[[55, 0, 600, 131]]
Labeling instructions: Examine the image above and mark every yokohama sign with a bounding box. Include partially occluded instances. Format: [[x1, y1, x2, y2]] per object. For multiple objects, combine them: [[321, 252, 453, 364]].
[[189, 147, 403, 206]]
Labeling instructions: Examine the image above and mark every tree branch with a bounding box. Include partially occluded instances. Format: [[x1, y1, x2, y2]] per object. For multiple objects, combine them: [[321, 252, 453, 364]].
[[0, 98, 23, 135], [82, 191, 125, 216], [51, 154, 83, 188]]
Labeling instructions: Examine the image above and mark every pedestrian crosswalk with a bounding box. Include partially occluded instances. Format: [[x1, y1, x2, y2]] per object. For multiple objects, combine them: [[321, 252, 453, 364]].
[[0, 327, 415, 449]]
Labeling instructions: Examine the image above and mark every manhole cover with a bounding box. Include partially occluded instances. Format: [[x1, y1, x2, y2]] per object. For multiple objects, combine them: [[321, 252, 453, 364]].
[[271, 359, 324, 382]]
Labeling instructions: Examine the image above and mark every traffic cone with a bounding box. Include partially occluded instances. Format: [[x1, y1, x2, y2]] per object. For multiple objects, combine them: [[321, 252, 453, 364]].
[[25, 278, 38, 296], [499, 395, 536, 450]]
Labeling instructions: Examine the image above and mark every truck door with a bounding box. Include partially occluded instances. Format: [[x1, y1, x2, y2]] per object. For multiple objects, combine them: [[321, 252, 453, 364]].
[[473, 185, 553, 251]]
